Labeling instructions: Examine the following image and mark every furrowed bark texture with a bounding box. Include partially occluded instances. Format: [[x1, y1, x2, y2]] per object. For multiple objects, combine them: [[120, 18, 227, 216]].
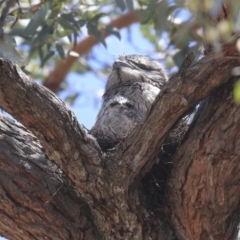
[[0, 37, 239, 239], [168, 81, 240, 240], [0, 116, 98, 240]]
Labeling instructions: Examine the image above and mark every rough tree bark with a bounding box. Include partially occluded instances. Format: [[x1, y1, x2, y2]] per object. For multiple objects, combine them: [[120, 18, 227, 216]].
[[168, 81, 240, 240], [0, 117, 97, 239], [0, 32, 240, 239]]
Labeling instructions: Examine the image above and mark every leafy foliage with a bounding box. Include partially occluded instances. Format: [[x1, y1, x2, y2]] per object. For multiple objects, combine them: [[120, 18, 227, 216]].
[[0, 0, 239, 99]]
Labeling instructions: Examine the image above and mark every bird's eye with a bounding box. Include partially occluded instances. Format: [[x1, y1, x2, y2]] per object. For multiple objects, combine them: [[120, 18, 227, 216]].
[[135, 62, 150, 70], [124, 102, 134, 108], [109, 101, 119, 107]]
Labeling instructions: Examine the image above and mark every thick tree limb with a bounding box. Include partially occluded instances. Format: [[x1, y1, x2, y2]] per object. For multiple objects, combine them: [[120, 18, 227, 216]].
[[0, 59, 114, 237], [168, 82, 240, 240], [0, 116, 97, 240], [0, 59, 102, 183], [0, 59, 160, 239], [0, 117, 176, 239]]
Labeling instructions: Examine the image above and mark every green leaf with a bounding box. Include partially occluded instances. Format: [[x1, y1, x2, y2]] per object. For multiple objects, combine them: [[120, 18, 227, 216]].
[[61, 13, 82, 29], [53, 1, 64, 12], [87, 22, 101, 39], [5, 15, 16, 24], [58, 18, 78, 32], [40, 50, 55, 67], [38, 48, 44, 62], [115, 0, 125, 11], [91, 13, 106, 22], [105, 26, 121, 40], [234, 80, 240, 104], [67, 34, 72, 43], [56, 29, 72, 38], [25, 5, 48, 35], [126, 0, 134, 10], [141, 1, 171, 31], [35, 25, 54, 41], [65, 93, 80, 106], [87, 22, 107, 48], [73, 31, 78, 46], [78, 19, 86, 27], [166, 56, 175, 69], [47, 43, 52, 51], [56, 44, 65, 59], [8, 28, 27, 38], [101, 39, 107, 48], [140, 25, 158, 44]]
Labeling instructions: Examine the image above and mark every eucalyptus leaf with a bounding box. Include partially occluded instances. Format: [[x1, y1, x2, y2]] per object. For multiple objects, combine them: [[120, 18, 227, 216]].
[[40, 50, 55, 67], [47, 44, 52, 51], [56, 29, 72, 38], [115, 0, 125, 11], [35, 25, 54, 42], [8, 28, 27, 39], [65, 93, 80, 106], [61, 13, 82, 29], [38, 48, 44, 62], [58, 18, 78, 32], [126, 0, 134, 10], [105, 26, 121, 40], [56, 44, 65, 59], [25, 5, 48, 36], [91, 13, 106, 22], [87, 22, 102, 40], [87, 22, 107, 47], [4, 15, 16, 24], [78, 19, 86, 27]]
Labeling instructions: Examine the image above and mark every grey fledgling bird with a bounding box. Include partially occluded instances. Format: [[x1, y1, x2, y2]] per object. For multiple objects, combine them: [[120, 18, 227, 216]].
[[90, 55, 168, 150]]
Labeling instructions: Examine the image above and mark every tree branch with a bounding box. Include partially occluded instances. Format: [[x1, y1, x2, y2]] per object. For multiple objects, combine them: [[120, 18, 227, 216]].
[[0, 59, 102, 184], [0, 116, 98, 240], [0, 37, 239, 239], [109, 37, 240, 185], [168, 81, 240, 240]]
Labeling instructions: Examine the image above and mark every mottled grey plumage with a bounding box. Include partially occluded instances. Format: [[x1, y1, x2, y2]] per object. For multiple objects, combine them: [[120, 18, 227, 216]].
[[90, 55, 168, 150]]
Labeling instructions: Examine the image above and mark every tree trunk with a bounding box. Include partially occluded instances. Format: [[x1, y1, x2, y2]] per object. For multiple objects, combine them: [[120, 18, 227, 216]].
[[168, 81, 240, 239], [0, 36, 239, 239]]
